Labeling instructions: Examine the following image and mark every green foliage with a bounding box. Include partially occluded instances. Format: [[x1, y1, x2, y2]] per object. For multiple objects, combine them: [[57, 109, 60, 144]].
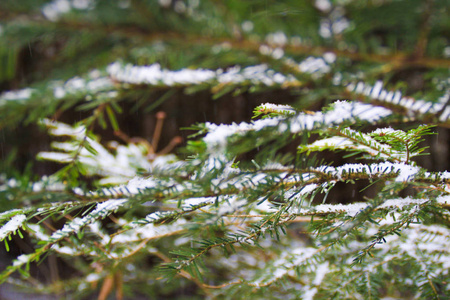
[[299, 125, 436, 164], [0, 0, 449, 299]]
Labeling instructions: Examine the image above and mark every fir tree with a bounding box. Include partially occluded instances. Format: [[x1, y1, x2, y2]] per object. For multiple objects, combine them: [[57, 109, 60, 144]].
[[0, 0, 449, 299]]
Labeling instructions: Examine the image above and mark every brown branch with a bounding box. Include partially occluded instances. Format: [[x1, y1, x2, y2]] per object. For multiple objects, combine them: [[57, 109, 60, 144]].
[[152, 111, 166, 152]]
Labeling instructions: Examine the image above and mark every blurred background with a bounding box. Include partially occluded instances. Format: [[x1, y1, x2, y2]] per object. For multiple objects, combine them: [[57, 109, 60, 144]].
[[0, 0, 449, 298]]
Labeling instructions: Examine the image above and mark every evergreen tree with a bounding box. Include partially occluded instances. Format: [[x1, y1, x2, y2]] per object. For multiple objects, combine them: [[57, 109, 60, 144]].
[[0, 0, 449, 299]]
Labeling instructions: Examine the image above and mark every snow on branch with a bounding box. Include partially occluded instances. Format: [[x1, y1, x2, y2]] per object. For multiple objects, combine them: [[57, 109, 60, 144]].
[[107, 62, 298, 87], [0, 89, 35, 104], [128, 196, 217, 228], [39, 118, 86, 138], [49, 199, 127, 242], [42, 0, 95, 21], [38, 119, 180, 185], [299, 127, 405, 161], [0, 215, 26, 241], [0, 55, 336, 109], [0, 209, 25, 223], [293, 196, 450, 217], [315, 162, 419, 182], [51, 73, 114, 99], [204, 101, 392, 151], [301, 124, 435, 166], [253, 103, 297, 118], [347, 81, 450, 123], [251, 247, 318, 286], [111, 219, 186, 244]]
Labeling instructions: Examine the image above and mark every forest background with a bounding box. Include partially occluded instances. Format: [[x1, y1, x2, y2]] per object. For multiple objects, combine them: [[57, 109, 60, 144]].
[[0, 0, 449, 299]]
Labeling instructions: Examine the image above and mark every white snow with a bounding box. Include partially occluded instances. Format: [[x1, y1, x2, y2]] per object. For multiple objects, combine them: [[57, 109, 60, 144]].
[[298, 57, 331, 75], [347, 81, 450, 122], [290, 101, 392, 133], [0, 88, 34, 101], [313, 262, 329, 285], [107, 62, 216, 86], [85, 273, 100, 282], [121, 176, 158, 194], [242, 21, 254, 32], [13, 254, 33, 267], [40, 119, 86, 138], [39, 119, 182, 186], [300, 126, 413, 162], [300, 184, 318, 195], [42, 0, 94, 21], [315, 0, 332, 12], [181, 197, 216, 208], [111, 218, 186, 244], [50, 199, 127, 241], [252, 247, 317, 286], [203, 117, 281, 151], [266, 32, 288, 46], [294, 197, 432, 218], [203, 101, 391, 152], [107, 62, 297, 87], [38, 152, 73, 163], [323, 52, 337, 63], [319, 162, 420, 182], [0, 214, 26, 241]]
